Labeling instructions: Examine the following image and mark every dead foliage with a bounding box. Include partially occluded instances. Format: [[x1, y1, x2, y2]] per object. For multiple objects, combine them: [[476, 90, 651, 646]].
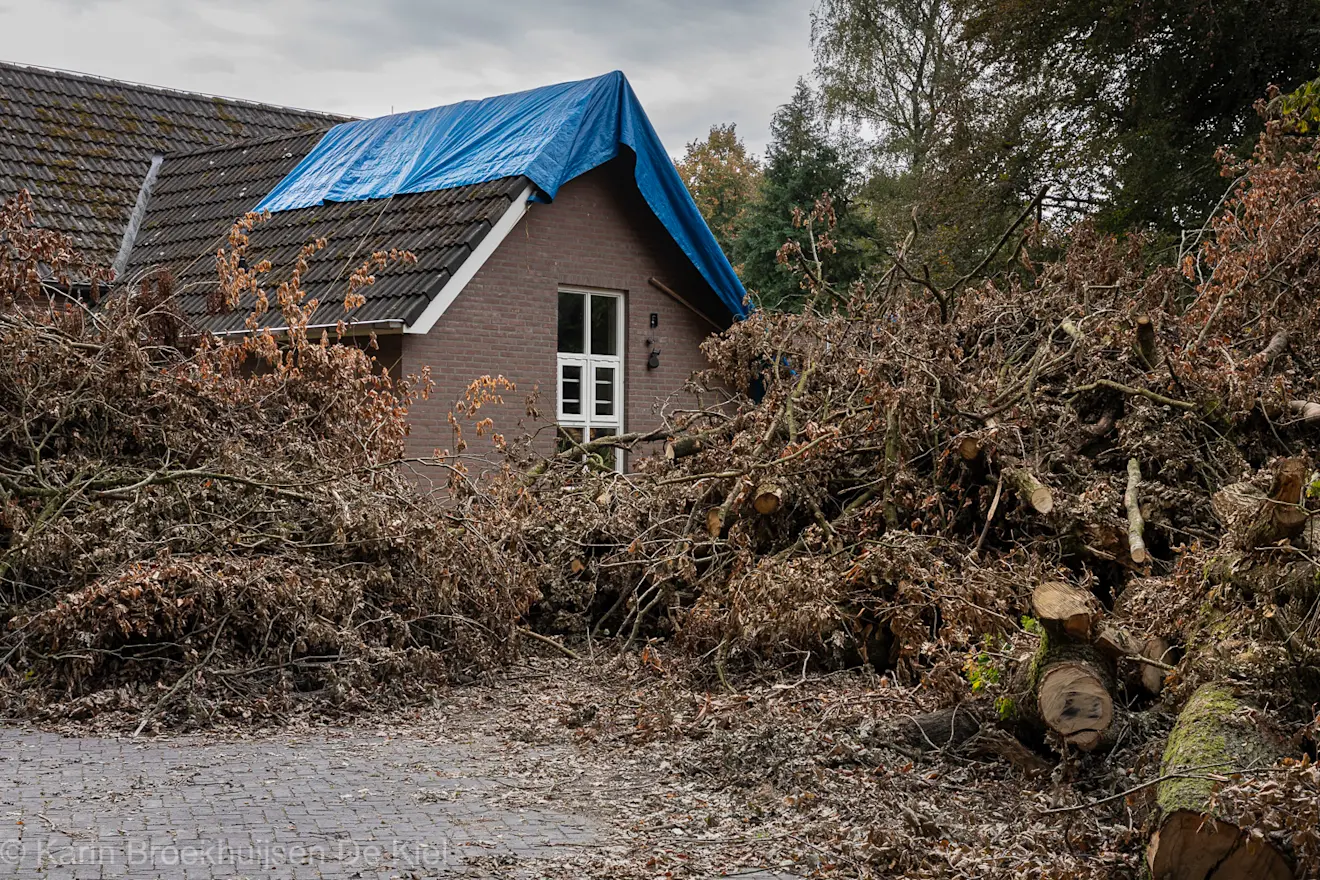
[[0, 194, 538, 728], [465, 102, 1320, 877], [4, 95, 1320, 878]]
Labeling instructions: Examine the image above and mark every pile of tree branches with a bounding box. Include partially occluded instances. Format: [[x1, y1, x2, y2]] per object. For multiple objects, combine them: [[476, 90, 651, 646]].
[[0, 193, 538, 728], [477, 106, 1320, 877], [4, 96, 1320, 879]]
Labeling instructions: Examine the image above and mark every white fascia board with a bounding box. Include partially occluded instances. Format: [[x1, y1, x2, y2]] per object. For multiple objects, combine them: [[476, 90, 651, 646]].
[[403, 183, 536, 335]]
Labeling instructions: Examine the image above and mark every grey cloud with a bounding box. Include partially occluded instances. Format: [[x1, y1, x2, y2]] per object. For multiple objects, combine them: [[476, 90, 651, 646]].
[[6, 0, 811, 155]]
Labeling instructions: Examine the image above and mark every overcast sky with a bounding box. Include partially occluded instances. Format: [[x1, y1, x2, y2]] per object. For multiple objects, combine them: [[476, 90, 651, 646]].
[[0, 0, 812, 157]]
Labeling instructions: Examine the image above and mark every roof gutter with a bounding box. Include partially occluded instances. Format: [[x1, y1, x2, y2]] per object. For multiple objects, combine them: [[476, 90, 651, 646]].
[[206, 318, 406, 338], [403, 183, 536, 335]]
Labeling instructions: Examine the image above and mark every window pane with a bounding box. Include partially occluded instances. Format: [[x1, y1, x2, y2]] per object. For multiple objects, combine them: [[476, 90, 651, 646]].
[[556, 425, 583, 454], [594, 366, 615, 418], [590, 428, 622, 471], [558, 292, 585, 353], [561, 364, 582, 415], [589, 295, 618, 356]]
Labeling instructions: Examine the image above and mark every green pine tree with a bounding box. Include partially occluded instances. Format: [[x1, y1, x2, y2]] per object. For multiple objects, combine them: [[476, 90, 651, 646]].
[[734, 80, 869, 312]]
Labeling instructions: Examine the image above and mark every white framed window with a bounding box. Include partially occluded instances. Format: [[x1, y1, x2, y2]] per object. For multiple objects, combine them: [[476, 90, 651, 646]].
[[557, 288, 624, 470]]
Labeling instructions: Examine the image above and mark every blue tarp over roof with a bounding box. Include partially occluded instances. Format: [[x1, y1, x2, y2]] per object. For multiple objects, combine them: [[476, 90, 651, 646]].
[[255, 71, 748, 319]]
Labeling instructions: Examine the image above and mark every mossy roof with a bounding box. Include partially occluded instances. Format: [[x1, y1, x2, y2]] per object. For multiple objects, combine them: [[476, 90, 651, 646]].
[[0, 60, 347, 265]]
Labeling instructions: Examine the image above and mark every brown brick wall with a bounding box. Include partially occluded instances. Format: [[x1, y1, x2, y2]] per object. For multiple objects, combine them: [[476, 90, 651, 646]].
[[399, 156, 731, 478]]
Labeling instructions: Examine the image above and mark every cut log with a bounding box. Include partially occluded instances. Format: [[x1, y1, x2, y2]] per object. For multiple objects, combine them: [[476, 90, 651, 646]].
[[957, 435, 983, 462], [752, 483, 783, 516], [1146, 683, 1292, 880], [1287, 399, 1320, 424], [1136, 315, 1159, 369], [1244, 456, 1308, 549], [665, 436, 705, 460], [1032, 581, 1102, 641], [1006, 467, 1054, 515], [1029, 638, 1114, 752], [1140, 636, 1171, 696], [705, 506, 725, 538], [1094, 623, 1142, 661], [1125, 458, 1150, 565], [1261, 329, 1290, 364]]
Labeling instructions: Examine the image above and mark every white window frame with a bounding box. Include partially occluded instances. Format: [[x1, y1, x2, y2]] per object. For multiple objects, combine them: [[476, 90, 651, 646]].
[[557, 287, 625, 471]]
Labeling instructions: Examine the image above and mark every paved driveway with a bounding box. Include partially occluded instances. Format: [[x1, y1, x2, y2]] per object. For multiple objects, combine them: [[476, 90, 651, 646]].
[[0, 726, 597, 878]]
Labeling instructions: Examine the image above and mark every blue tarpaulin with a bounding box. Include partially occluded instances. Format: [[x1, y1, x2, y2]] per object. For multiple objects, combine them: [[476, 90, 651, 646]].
[[255, 71, 748, 318]]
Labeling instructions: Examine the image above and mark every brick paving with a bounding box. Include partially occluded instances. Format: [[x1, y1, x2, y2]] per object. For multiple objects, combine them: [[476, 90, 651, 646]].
[[0, 725, 600, 878]]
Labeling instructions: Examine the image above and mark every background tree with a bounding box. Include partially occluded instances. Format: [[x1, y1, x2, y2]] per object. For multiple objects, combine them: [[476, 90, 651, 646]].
[[811, 0, 1032, 288], [811, 0, 975, 174], [733, 80, 870, 311], [962, 0, 1320, 233], [674, 123, 762, 256]]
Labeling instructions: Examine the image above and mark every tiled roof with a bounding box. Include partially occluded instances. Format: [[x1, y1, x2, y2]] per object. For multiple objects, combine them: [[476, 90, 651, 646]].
[[125, 133, 530, 333], [0, 60, 347, 265]]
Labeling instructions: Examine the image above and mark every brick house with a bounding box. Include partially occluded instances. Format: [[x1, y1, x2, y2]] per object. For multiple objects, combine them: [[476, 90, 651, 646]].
[[2, 62, 746, 473]]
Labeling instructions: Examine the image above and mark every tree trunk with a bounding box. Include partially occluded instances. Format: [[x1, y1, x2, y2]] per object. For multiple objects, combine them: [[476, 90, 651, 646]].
[[1146, 683, 1292, 880], [1032, 580, 1101, 641], [1027, 637, 1114, 752]]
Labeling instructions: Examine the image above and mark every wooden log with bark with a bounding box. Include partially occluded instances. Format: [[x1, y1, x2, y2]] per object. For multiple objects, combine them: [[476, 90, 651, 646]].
[[1032, 580, 1101, 641], [752, 482, 783, 515], [1244, 456, 1308, 550], [1025, 637, 1115, 752], [880, 707, 1050, 776], [892, 705, 982, 750], [1006, 467, 1054, 515], [665, 435, 705, 461], [1125, 458, 1150, 565], [1146, 683, 1292, 880]]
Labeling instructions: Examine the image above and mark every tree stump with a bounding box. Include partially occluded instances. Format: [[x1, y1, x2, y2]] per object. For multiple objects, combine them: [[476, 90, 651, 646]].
[[1146, 683, 1292, 880]]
